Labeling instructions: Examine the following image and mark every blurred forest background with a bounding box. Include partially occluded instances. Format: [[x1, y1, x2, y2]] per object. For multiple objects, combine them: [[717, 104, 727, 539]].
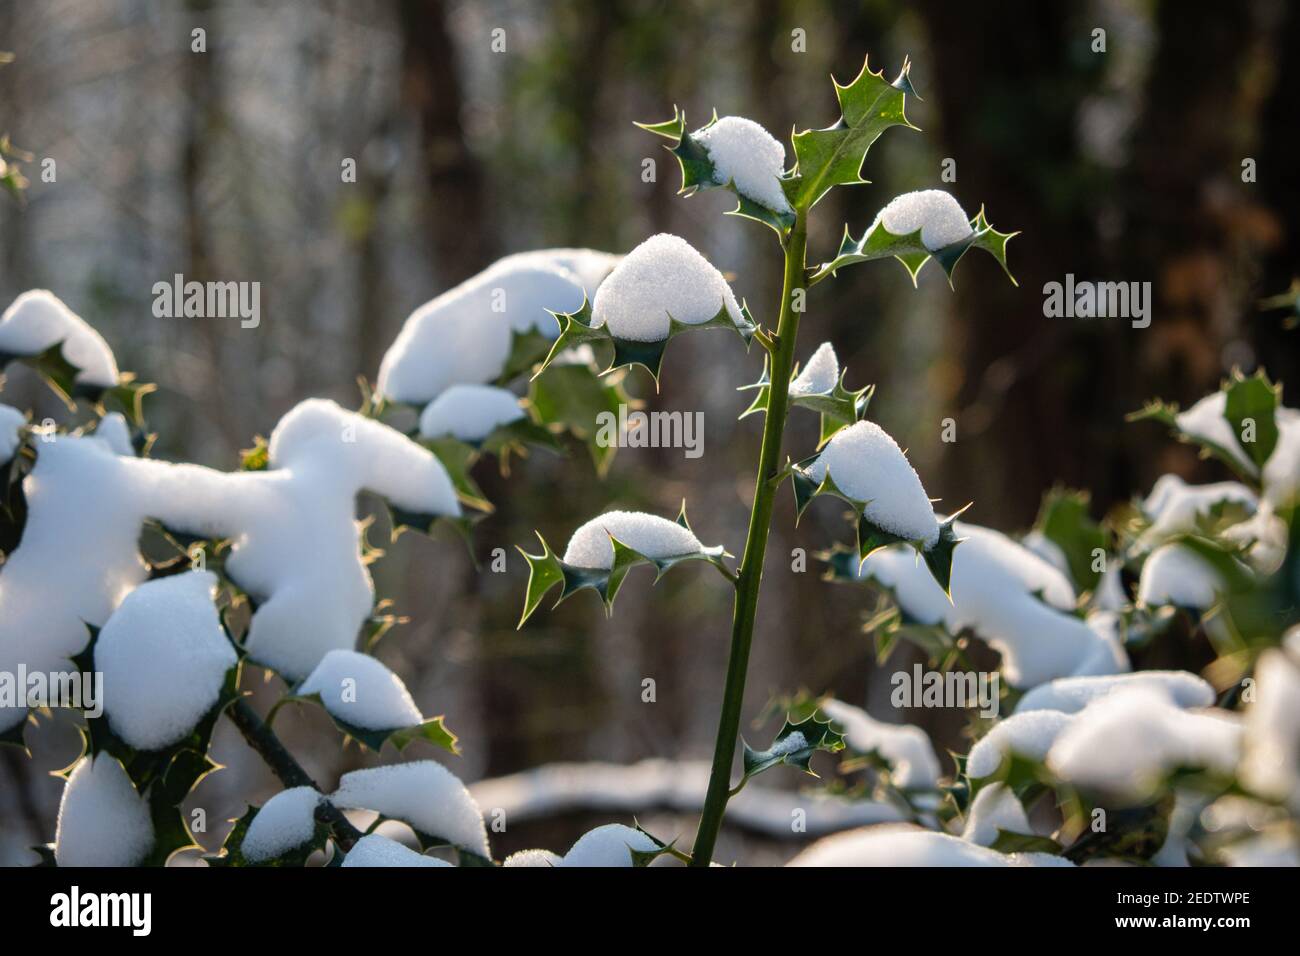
[[1, 0, 1297, 865]]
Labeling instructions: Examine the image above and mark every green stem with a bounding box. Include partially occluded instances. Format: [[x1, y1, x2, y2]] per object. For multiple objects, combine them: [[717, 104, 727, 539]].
[[227, 696, 363, 851], [691, 211, 808, 865]]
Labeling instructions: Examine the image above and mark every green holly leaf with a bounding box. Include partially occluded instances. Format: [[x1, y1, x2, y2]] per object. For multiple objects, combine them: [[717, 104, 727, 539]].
[[101, 376, 156, 431], [531, 296, 756, 389], [810, 206, 1018, 287], [1222, 369, 1280, 470], [636, 106, 796, 237], [517, 502, 733, 627], [529, 362, 634, 475], [740, 354, 873, 447], [0, 436, 33, 559], [784, 57, 919, 212], [990, 829, 1064, 856], [0, 341, 81, 410], [1034, 487, 1107, 592], [791, 451, 966, 594], [741, 711, 845, 781], [0, 713, 29, 752], [278, 691, 459, 756]]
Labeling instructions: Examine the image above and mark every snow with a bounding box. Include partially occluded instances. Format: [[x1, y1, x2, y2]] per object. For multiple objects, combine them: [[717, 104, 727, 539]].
[[1262, 406, 1300, 508], [855, 523, 1128, 687], [873, 190, 974, 251], [341, 833, 454, 868], [787, 826, 1072, 867], [94, 412, 134, 457], [1019, 530, 1069, 577], [1137, 543, 1225, 609], [590, 233, 743, 343], [559, 823, 658, 867], [1016, 670, 1215, 715], [807, 420, 940, 548], [1174, 389, 1256, 475], [1238, 648, 1300, 810], [0, 400, 462, 696], [961, 782, 1033, 847], [693, 115, 792, 214], [241, 787, 322, 862], [468, 758, 907, 839], [0, 290, 120, 388], [330, 761, 490, 858], [1136, 474, 1257, 550], [768, 731, 808, 757], [562, 510, 704, 569], [503, 848, 563, 867], [1046, 687, 1242, 803], [54, 756, 154, 867], [967, 709, 1074, 778], [298, 649, 423, 731], [0, 403, 24, 461], [1221, 505, 1288, 575], [820, 698, 941, 788], [95, 571, 237, 750], [493, 248, 622, 299], [376, 257, 589, 404], [789, 342, 839, 397], [417, 383, 524, 441]]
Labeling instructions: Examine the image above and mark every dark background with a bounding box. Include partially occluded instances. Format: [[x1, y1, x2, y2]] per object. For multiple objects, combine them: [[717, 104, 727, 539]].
[[0, 0, 1296, 865]]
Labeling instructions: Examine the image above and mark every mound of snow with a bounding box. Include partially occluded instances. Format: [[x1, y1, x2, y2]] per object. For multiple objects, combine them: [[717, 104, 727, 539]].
[[693, 115, 792, 214], [0, 290, 119, 387], [1263, 407, 1300, 508], [562, 510, 704, 569], [1238, 648, 1300, 811], [591, 234, 743, 342], [1016, 670, 1214, 715], [298, 650, 423, 731], [94, 412, 134, 457], [417, 383, 523, 441], [559, 824, 658, 867], [1136, 475, 1257, 551], [503, 848, 563, 867], [1047, 687, 1242, 803], [820, 698, 940, 789], [789, 342, 839, 397], [807, 420, 939, 548], [55, 756, 154, 867], [95, 571, 237, 750], [872, 190, 973, 251], [961, 783, 1034, 847], [376, 259, 588, 404], [0, 404, 25, 461], [788, 825, 1071, 867], [493, 248, 621, 298], [341, 833, 453, 867], [241, 787, 322, 862], [1174, 390, 1256, 476], [1137, 543, 1225, 609], [331, 761, 489, 858], [967, 709, 1075, 778], [855, 523, 1127, 687]]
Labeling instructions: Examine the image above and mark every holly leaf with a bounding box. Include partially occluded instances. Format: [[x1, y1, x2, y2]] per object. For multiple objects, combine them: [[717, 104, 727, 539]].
[[810, 206, 1017, 287], [742, 711, 845, 781], [1222, 368, 1280, 471], [636, 106, 796, 237], [529, 361, 635, 475], [791, 451, 966, 594], [740, 354, 873, 447], [990, 830, 1064, 856], [517, 502, 733, 627], [531, 296, 756, 389], [784, 57, 919, 211], [279, 690, 459, 756], [1034, 487, 1106, 592]]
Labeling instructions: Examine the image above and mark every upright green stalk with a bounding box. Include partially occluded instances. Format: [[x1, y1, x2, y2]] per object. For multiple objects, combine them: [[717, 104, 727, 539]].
[[692, 210, 807, 864]]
